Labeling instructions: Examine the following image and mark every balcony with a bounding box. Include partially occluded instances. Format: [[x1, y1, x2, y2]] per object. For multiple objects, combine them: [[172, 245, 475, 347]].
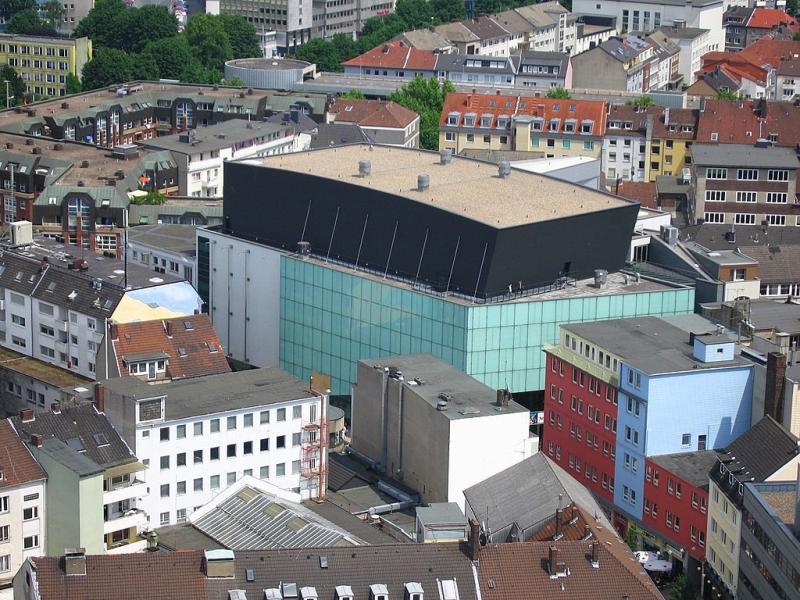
[[543, 342, 619, 387], [103, 478, 147, 505], [106, 538, 147, 554], [103, 508, 147, 535]]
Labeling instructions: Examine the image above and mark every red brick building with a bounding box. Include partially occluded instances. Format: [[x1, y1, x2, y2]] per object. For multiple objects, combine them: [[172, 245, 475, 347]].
[[542, 351, 619, 504]]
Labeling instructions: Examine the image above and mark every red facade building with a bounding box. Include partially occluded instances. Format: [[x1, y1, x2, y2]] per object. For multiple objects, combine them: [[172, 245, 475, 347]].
[[643, 454, 713, 561], [542, 352, 619, 504]]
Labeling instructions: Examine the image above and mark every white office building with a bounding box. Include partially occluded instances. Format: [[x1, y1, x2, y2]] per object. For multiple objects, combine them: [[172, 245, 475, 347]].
[[100, 368, 327, 528]]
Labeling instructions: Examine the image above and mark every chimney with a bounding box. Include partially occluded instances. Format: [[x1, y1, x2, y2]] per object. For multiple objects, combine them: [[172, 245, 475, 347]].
[[40, 257, 49, 272], [109, 323, 119, 340], [20, 409, 34, 423], [469, 518, 482, 560], [664, 107, 670, 126], [204, 549, 235, 578], [765, 351, 787, 423], [589, 543, 600, 568], [64, 549, 86, 576], [554, 508, 563, 540], [582, 523, 591, 540], [94, 384, 105, 413], [30, 433, 43, 448], [51, 403, 61, 415], [548, 546, 559, 575]]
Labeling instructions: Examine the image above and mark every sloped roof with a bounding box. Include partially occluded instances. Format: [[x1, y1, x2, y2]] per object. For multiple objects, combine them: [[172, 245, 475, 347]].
[[461, 15, 509, 40], [434, 21, 480, 43], [514, 0, 568, 29], [0, 419, 45, 488], [491, 9, 536, 35], [30, 552, 208, 600], [739, 38, 800, 69], [463, 453, 612, 543], [392, 29, 453, 51], [617, 181, 658, 209], [716, 415, 799, 482], [310, 123, 369, 148], [696, 99, 800, 146], [328, 98, 418, 128], [342, 41, 437, 70], [12, 403, 136, 469], [747, 7, 798, 29], [112, 314, 230, 381], [739, 245, 800, 284]]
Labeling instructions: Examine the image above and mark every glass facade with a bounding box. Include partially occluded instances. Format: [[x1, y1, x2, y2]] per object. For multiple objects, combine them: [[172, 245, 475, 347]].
[[281, 256, 695, 394]]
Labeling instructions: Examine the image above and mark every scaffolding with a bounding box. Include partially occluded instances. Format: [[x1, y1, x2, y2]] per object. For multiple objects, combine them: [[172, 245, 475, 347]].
[[301, 383, 328, 501]]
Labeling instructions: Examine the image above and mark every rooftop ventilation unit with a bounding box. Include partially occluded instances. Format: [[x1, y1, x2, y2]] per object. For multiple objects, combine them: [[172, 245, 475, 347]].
[[417, 174, 430, 191], [498, 161, 511, 179], [440, 148, 453, 164], [358, 160, 371, 178]]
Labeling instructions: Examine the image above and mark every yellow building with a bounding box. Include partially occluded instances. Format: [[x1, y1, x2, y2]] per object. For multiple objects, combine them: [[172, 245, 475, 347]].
[[647, 107, 698, 181], [0, 34, 92, 99]]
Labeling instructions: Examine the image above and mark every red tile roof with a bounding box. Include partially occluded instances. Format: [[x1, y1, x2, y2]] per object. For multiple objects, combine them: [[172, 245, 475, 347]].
[[747, 7, 798, 29], [0, 419, 45, 489], [341, 41, 438, 71], [112, 314, 230, 381], [440, 91, 607, 135], [650, 107, 699, 140], [30, 551, 208, 600], [329, 98, 419, 128], [739, 37, 800, 69], [617, 181, 658, 209], [696, 98, 800, 146], [699, 52, 768, 84]]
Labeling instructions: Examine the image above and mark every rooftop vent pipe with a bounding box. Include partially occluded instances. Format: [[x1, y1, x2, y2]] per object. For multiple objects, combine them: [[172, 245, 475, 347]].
[[417, 174, 430, 191], [440, 148, 453, 164], [358, 160, 371, 178], [498, 161, 511, 179]]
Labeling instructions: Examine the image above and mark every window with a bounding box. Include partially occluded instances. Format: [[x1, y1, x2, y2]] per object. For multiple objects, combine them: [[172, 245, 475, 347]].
[[210, 419, 220, 432], [160, 484, 170, 497], [210, 447, 220, 460], [23, 506, 38, 520], [260, 410, 270, 424], [227, 472, 236, 485], [706, 168, 727, 179], [243, 413, 253, 427], [766, 214, 786, 226], [160, 455, 170, 470], [737, 169, 758, 181], [226, 444, 236, 458], [277, 408, 286, 421], [176, 424, 186, 439], [177, 481, 186, 495], [260, 466, 269, 479], [681, 433, 691, 446], [260, 438, 269, 452], [23, 535, 39, 549], [276, 435, 286, 449], [767, 192, 787, 203], [160, 512, 169, 526], [736, 191, 756, 203], [194, 422, 203, 436], [11, 314, 25, 327], [243, 441, 253, 455], [732, 268, 746, 282], [735, 213, 756, 225], [211, 475, 220, 489], [276, 463, 285, 476], [704, 212, 725, 224], [160, 427, 170, 441], [705, 190, 725, 202], [227, 416, 236, 430], [194, 450, 203, 464], [177, 452, 187, 467], [194, 478, 203, 492], [767, 169, 788, 181]]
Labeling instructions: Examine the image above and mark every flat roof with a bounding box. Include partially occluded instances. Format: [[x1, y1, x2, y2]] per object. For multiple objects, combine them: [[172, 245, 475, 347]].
[[563, 316, 750, 375], [243, 144, 630, 228], [226, 58, 313, 71], [744, 299, 800, 333], [416, 503, 468, 526], [127, 224, 198, 257], [649, 451, 719, 488], [758, 488, 797, 529], [0, 345, 90, 389], [691, 143, 799, 168], [101, 367, 313, 421], [142, 120, 288, 154], [358, 353, 527, 420]]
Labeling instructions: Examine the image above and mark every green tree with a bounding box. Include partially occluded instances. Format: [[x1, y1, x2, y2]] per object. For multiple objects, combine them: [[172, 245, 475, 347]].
[[716, 89, 742, 100], [389, 75, 455, 150], [0, 66, 27, 107], [0, 0, 36, 21], [41, 0, 64, 29], [65, 73, 82, 94], [295, 38, 341, 71], [632, 95, 655, 107], [787, 0, 797, 15], [220, 14, 262, 59], [130, 190, 167, 204], [341, 89, 366, 99], [396, 0, 434, 29], [5, 8, 47, 34], [429, 0, 466, 23], [221, 76, 245, 87], [74, 0, 127, 50], [546, 86, 571, 99], [142, 36, 201, 81], [81, 47, 136, 90], [185, 13, 234, 71], [131, 51, 160, 81], [670, 575, 695, 600], [122, 5, 178, 53]]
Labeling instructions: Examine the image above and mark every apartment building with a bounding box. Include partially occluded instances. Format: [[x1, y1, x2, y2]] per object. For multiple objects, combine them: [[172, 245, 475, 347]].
[[691, 143, 799, 227], [695, 98, 800, 147], [657, 26, 713, 86], [326, 98, 420, 147], [603, 105, 659, 183], [647, 107, 698, 181], [311, 0, 395, 40], [542, 317, 755, 572], [0, 419, 46, 586], [0, 34, 91, 98], [142, 120, 298, 197], [572, 0, 725, 51], [705, 416, 799, 597], [725, 6, 797, 51], [100, 367, 327, 527], [571, 33, 678, 93], [217, 0, 313, 53], [14, 402, 149, 554], [439, 92, 607, 160], [514, 51, 572, 90], [0, 152, 71, 225], [776, 57, 800, 100]]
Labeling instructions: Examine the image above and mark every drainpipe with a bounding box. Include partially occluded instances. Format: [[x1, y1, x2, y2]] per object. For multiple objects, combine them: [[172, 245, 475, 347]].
[[380, 366, 389, 473], [396, 381, 404, 478]]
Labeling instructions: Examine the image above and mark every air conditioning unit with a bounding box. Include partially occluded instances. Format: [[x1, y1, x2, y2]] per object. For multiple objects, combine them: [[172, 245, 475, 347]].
[[10, 220, 33, 246]]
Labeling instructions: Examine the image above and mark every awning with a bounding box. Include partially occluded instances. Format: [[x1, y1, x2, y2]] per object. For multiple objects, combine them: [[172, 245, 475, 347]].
[[105, 461, 147, 478]]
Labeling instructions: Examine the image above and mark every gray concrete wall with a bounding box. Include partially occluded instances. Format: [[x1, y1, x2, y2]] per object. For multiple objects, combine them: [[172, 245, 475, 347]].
[[571, 49, 627, 92]]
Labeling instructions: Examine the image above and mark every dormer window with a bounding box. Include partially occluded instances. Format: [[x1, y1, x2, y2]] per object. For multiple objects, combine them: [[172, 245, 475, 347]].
[[532, 117, 543, 131], [581, 120, 593, 134], [480, 114, 492, 127], [464, 113, 476, 127], [369, 584, 388, 600], [404, 583, 423, 600], [447, 112, 459, 125], [549, 118, 560, 131], [564, 119, 576, 133]]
